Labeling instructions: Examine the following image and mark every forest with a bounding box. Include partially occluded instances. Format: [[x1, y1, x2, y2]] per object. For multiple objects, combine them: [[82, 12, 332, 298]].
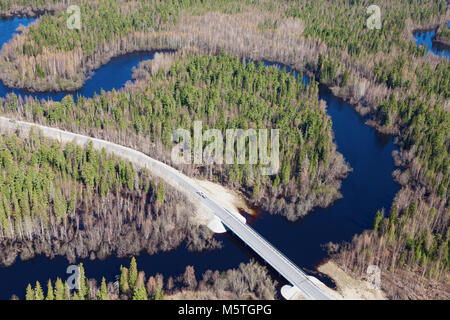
[[21, 257, 277, 300], [0, 130, 219, 266], [0, 0, 245, 91], [0, 52, 349, 220], [0, 0, 448, 299]]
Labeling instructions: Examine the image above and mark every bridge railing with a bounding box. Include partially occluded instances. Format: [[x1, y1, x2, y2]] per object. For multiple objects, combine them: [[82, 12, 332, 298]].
[[214, 201, 327, 298]]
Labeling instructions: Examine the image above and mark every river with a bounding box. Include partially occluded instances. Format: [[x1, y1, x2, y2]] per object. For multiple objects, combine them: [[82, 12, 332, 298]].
[[1, 16, 445, 299], [413, 22, 450, 59]]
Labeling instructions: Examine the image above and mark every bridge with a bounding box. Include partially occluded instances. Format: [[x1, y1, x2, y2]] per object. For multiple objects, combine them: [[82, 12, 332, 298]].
[[201, 197, 330, 300], [0, 117, 331, 300]]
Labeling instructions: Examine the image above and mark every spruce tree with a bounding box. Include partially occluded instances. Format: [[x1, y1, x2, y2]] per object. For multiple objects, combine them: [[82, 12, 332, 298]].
[[45, 280, 54, 300], [25, 284, 34, 300], [128, 257, 138, 289], [154, 287, 164, 300], [64, 281, 71, 300], [132, 285, 148, 300], [78, 263, 88, 299], [98, 277, 109, 300], [119, 266, 130, 294], [34, 281, 44, 300], [54, 278, 65, 300], [156, 182, 165, 204]]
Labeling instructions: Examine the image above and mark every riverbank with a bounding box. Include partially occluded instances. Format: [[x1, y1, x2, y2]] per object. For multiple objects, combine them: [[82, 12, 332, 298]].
[[0, 5, 442, 300], [195, 179, 251, 221], [433, 25, 450, 51], [315, 261, 386, 300], [413, 23, 450, 56], [433, 37, 450, 51], [0, 6, 55, 19], [0, 117, 224, 267], [0, 43, 399, 301]]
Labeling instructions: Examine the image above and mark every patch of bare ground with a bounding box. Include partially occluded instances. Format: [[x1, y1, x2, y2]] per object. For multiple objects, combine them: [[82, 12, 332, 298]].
[[190, 179, 250, 233], [195, 179, 250, 214]]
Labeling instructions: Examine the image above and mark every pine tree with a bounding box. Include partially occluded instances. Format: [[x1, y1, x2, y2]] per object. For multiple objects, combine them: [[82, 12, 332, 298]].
[[72, 292, 81, 300], [154, 287, 164, 300], [132, 285, 148, 300], [34, 281, 44, 300], [98, 277, 108, 300], [45, 280, 54, 300], [25, 284, 34, 300], [54, 278, 65, 300], [77, 263, 88, 299], [281, 164, 291, 184], [119, 266, 130, 294], [156, 182, 165, 204], [128, 257, 138, 289], [373, 210, 384, 232], [64, 281, 71, 300]]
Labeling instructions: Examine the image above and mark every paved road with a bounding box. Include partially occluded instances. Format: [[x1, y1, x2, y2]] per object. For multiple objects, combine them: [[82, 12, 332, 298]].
[[0, 117, 331, 300]]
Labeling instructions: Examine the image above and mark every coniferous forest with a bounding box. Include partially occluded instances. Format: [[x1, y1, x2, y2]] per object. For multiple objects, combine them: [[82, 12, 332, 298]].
[[0, 130, 219, 266], [1, 52, 350, 220], [22, 257, 277, 300]]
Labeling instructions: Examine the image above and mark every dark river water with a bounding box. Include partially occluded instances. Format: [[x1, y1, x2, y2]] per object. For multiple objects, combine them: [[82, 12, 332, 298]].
[[414, 22, 450, 59], [0, 18, 156, 101], [1, 16, 445, 299]]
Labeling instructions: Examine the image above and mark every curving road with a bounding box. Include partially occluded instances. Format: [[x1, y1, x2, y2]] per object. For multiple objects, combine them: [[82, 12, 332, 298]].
[[0, 116, 331, 300]]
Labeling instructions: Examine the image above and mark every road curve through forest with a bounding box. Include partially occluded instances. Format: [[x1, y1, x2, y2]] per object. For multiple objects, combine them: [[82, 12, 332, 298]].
[[0, 116, 331, 300]]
